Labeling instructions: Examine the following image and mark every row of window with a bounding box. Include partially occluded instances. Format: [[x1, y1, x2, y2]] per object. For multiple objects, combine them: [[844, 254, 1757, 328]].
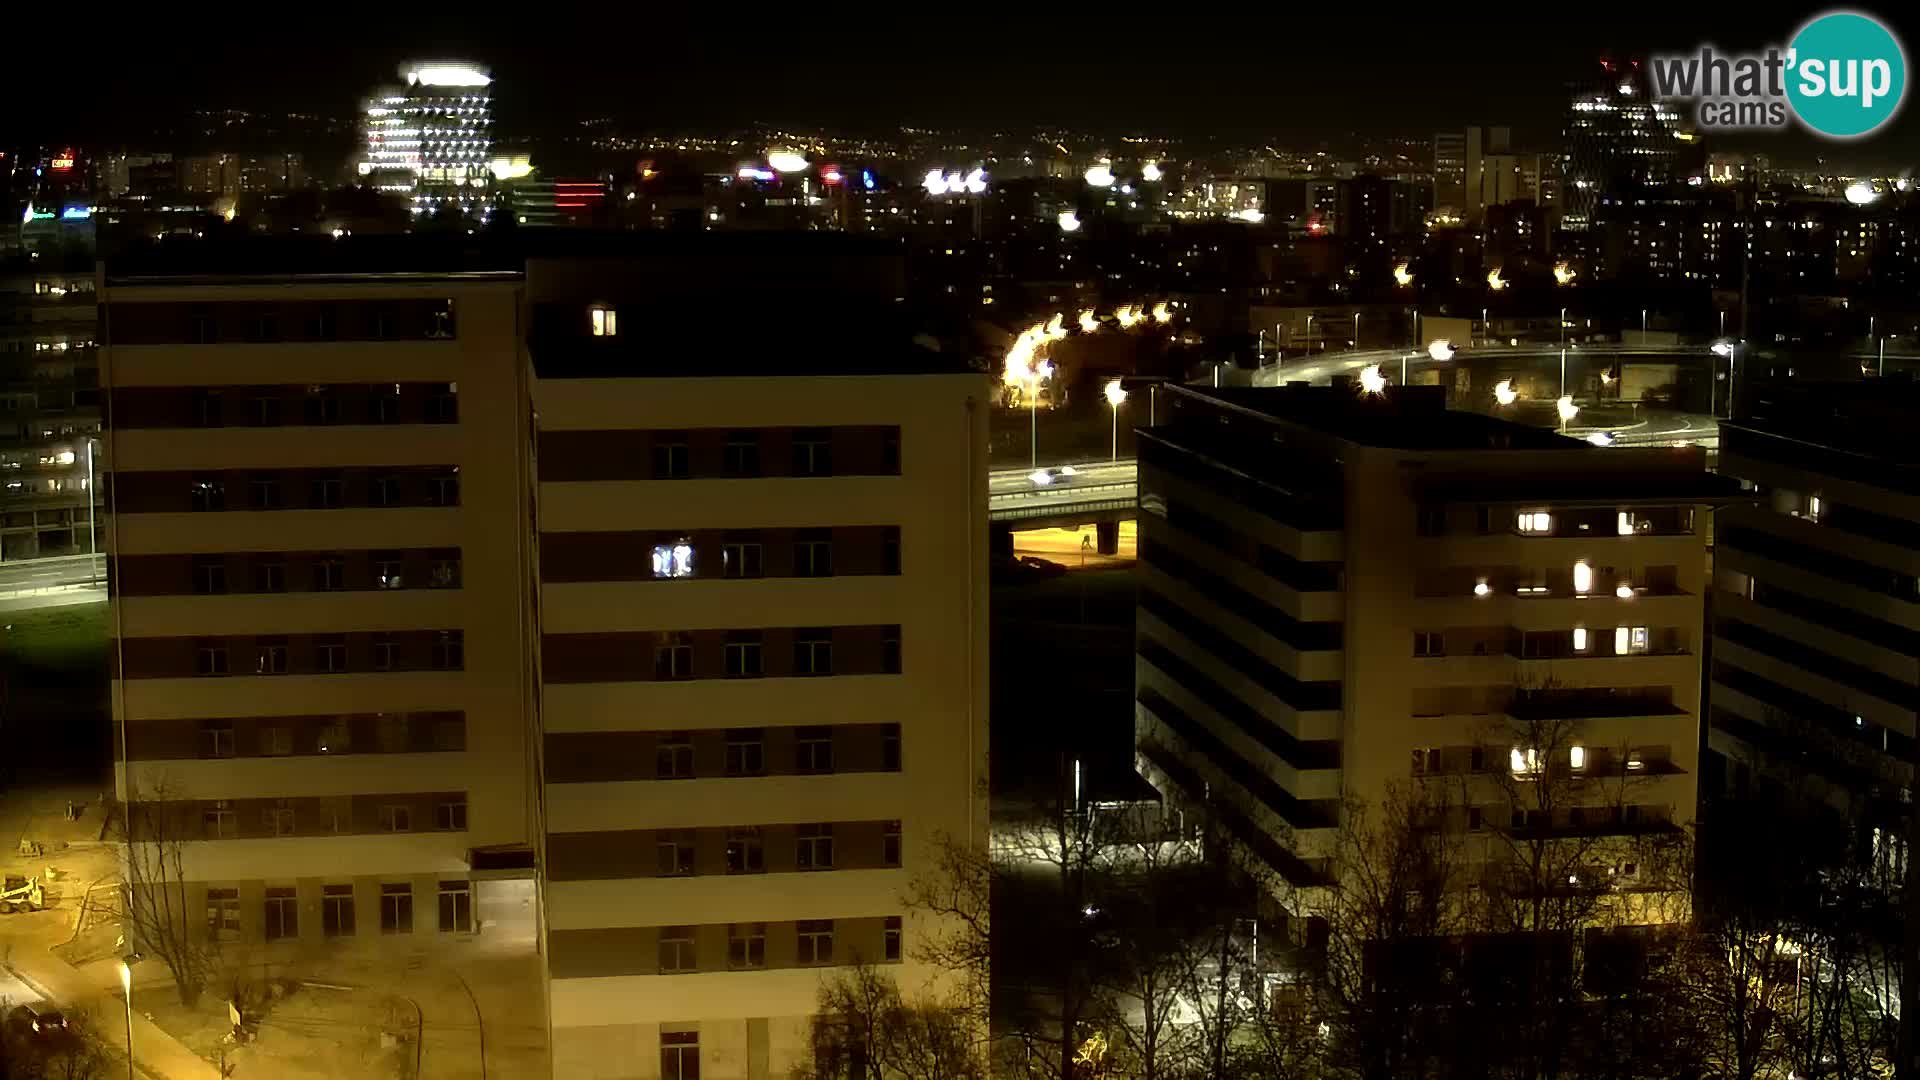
[[189, 632, 462, 676], [653, 821, 901, 876], [191, 794, 467, 840], [1411, 743, 1667, 778], [109, 299, 459, 345], [140, 550, 463, 596], [211, 880, 472, 942], [542, 527, 902, 583], [652, 917, 903, 974], [654, 629, 894, 679], [112, 468, 462, 514], [181, 712, 465, 760], [537, 426, 901, 483], [114, 383, 459, 429], [190, 469, 458, 512], [664, 725, 897, 779], [1412, 625, 1666, 659], [542, 626, 902, 684]]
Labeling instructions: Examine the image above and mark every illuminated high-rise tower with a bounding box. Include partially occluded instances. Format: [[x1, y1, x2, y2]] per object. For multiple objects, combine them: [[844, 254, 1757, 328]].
[[360, 61, 494, 219], [1561, 59, 1686, 232]]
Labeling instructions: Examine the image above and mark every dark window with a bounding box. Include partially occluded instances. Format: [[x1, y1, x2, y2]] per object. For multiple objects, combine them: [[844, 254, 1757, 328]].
[[192, 389, 225, 428], [310, 474, 344, 509], [795, 531, 833, 577], [203, 805, 237, 840], [306, 307, 338, 342], [200, 719, 235, 758], [316, 636, 348, 673], [377, 715, 409, 752], [438, 880, 472, 932], [726, 827, 765, 874], [1414, 631, 1445, 658], [206, 887, 240, 939], [722, 540, 764, 579], [370, 473, 402, 507], [661, 1031, 699, 1080], [797, 823, 834, 870], [244, 311, 281, 343], [796, 727, 835, 773], [882, 427, 901, 473], [380, 883, 413, 933], [190, 475, 225, 512], [256, 638, 289, 675], [379, 804, 412, 832], [724, 431, 761, 477], [189, 311, 218, 345], [429, 554, 461, 589], [303, 387, 341, 425], [425, 383, 458, 423], [196, 641, 230, 676], [884, 915, 902, 961], [659, 928, 696, 973], [192, 556, 227, 595], [883, 527, 901, 575], [724, 633, 763, 677], [428, 469, 460, 507], [794, 631, 833, 676], [884, 821, 902, 867], [652, 434, 690, 480], [431, 630, 464, 670], [729, 923, 767, 969], [315, 556, 346, 591], [322, 885, 355, 937], [882, 627, 902, 674], [656, 732, 694, 779], [1417, 507, 1447, 536], [437, 800, 467, 831], [253, 560, 286, 593], [882, 724, 901, 771], [433, 716, 465, 751], [249, 473, 282, 509], [654, 632, 693, 679], [264, 889, 297, 941], [797, 918, 835, 964], [370, 308, 396, 341], [657, 835, 695, 876], [793, 429, 833, 476], [371, 633, 397, 671], [725, 729, 765, 776], [371, 389, 402, 424], [249, 394, 281, 427]]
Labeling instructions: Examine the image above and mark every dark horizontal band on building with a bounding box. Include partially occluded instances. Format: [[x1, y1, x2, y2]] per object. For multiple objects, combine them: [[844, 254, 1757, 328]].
[[545, 723, 899, 784], [128, 791, 468, 841], [540, 527, 896, 583], [116, 548, 462, 596], [115, 630, 464, 679], [546, 819, 900, 881], [538, 426, 899, 483], [542, 625, 899, 684], [109, 466, 461, 514], [110, 383, 458, 429], [121, 711, 466, 761], [547, 916, 901, 980]]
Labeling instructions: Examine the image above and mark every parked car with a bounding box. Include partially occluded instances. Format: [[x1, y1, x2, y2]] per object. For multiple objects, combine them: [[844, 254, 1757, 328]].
[[6, 1001, 70, 1041]]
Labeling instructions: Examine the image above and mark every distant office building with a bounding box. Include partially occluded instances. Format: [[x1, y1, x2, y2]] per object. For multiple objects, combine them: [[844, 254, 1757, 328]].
[[1562, 61, 1688, 231], [181, 154, 308, 197], [1134, 384, 1732, 916], [1590, 185, 1738, 286], [360, 61, 494, 218], [103, 153, 174, 198], [1434, 132, 1467, 210], [526, 244, 987, 1080], [1335, 175, 1426, 256], [0, 260, 100, 559], [1708, 380, 1919, 848]]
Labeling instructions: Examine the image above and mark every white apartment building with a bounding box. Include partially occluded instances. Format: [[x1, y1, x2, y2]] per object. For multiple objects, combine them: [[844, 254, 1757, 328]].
[[526, 253, 989, 1080]]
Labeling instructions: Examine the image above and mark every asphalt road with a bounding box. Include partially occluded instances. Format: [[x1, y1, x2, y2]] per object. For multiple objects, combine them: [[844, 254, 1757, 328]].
[[0, 556, 103, 593]]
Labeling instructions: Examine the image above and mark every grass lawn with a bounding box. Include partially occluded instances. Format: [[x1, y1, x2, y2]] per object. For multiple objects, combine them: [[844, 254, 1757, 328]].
[[2, 603, 109, 680]]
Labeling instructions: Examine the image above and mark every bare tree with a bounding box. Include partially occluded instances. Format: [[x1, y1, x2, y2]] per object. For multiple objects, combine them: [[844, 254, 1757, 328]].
[[115, 779, 216, 1008], [799, 964, 985, 1080]]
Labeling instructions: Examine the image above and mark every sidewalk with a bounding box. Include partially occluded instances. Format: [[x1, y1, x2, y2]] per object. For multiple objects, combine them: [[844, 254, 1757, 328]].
[[2, 949, 221, 1080]]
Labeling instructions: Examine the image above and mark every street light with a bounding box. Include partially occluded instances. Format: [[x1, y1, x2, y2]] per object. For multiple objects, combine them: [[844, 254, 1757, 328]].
[[1105, 379, 1128, 461], [1029, 361, 1053, 468], [86, 436, 98, 585], [120, 952, 143, 1080]]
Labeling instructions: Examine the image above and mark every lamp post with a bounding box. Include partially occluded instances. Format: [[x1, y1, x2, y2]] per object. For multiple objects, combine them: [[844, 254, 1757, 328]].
[[86, 437, 97, 584], [1305, 314, 1315, 355], [1027, 361, 1052, 469], [1481, 306, 1488, 346], [1560, 306, 1567, 347], [119, 952, 143, 1080], [1105, 379, 1128, 462], [1353, 312, 1360, 350]]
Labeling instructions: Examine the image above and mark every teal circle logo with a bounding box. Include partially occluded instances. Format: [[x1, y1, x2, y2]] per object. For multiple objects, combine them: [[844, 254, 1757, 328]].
[[1787, 11, 1907, 138]]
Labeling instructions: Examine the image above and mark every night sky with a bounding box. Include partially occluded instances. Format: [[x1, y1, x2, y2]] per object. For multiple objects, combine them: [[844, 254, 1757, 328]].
[[14, 9, 1920, 166]]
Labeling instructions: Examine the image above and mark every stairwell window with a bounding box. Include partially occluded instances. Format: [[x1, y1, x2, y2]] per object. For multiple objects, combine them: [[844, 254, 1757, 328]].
[[590, 306, 618, 337]]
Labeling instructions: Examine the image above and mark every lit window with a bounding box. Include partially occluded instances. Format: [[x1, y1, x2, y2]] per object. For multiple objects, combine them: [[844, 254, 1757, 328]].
[[651, 540, 694, 579], [1617, 511, 1635, 535], [1570, 745, 1587, 770], [1626, 750, 1646, 772], [1516, 510, 1552, 535], [1572, 627, 1589, 652], [1510, 747, 1542, 777], [589, 306, 617, 337], [1616, 625, 1650, 655], [1572, 561, 1593, 594], [1807, 495, 1823, 522]]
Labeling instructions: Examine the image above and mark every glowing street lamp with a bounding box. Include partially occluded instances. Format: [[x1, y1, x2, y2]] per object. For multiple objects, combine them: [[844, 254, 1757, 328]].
[[1493, 379, 1518, 406], [1151, 302, 1172, 325], [1358, 365, 1388, 395], [1557, 395, 1580, 430], [1846, 181, 1878, 206], [1078, 310, 1099, 334], [1486, 268, 1507, 291], [1553, 262, 1577, 286], [766, 150, 809, 174], [1141, 161, 1163, 183], [1105, 378, 1129, 460], [1085, 163, 1116, 188], [1393, 262, 1414, 287], [1057, 210, 1082, 233], [1045, 313, 1067, 341], [1428, 339, 1456, 362], [1115, 305, 1142, 329], [119, 952, 143, 1080]]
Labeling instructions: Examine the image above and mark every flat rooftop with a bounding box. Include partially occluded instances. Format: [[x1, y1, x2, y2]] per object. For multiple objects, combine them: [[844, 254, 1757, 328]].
[[1189, 384, 1580, 451], [1733, 376, 1920, 468]]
